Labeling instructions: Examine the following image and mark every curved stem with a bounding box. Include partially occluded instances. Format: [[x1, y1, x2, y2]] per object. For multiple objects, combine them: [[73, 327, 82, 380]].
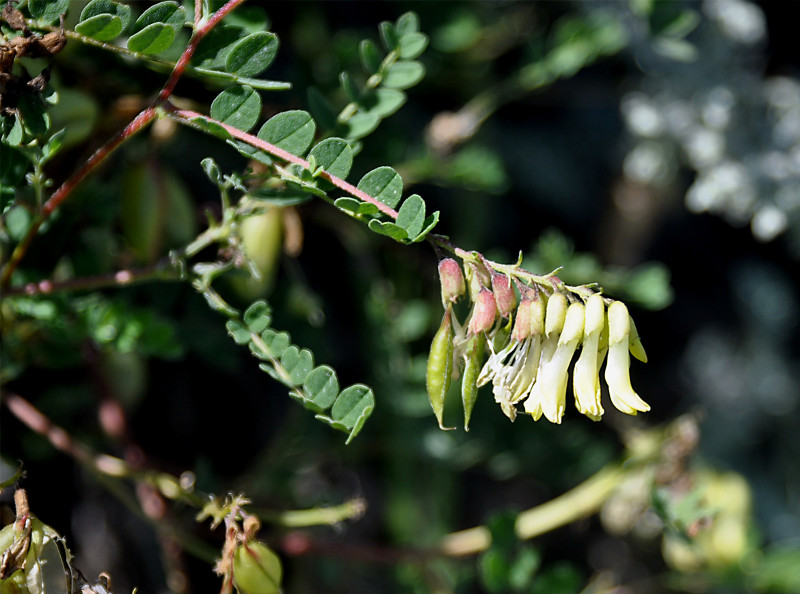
[[165, 106, 401, 220]]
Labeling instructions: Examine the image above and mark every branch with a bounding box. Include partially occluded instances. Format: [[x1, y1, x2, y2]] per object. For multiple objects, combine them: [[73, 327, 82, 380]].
[[164, 106, 401, 220], [1, 108, 157, 289], [3, 258, 183, 297]]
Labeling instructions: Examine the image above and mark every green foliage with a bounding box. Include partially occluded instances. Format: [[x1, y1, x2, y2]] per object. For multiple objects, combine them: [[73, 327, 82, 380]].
[[226, 301, 375, 444]]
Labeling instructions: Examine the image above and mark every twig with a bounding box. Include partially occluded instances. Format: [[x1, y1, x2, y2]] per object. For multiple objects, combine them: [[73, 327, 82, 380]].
[[3, 258, 183, 297]]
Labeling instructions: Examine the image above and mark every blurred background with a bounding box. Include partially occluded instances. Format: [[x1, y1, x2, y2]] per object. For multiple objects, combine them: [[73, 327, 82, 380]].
[[2, 0, 799, 592]]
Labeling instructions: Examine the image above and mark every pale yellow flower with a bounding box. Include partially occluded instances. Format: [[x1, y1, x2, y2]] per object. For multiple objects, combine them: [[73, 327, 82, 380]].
[[604, 301, 650, 415]]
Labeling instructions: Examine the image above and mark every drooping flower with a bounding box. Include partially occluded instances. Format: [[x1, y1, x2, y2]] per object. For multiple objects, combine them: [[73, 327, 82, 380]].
[[524, 301, 584, 423], [604, 301, 650, 415], [573, 294, 606, 420]]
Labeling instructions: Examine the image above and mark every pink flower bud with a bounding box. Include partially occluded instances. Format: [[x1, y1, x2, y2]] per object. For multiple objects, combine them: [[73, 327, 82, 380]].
[[468, 289, 497, 335], [491, 272, 516, 317], [512, 298, 534, 341], [438, 258, 466, 305]]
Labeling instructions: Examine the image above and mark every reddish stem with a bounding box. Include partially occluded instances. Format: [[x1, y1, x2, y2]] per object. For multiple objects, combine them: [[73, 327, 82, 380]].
[[166, 106, 401, 220], [158, 0, 248, 103], [1, 107, 157, 289]]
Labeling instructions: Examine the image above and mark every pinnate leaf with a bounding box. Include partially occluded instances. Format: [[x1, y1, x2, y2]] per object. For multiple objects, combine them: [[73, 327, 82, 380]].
[[383, 61, 425, 89], [395, 194, 425, 239], [127, 23, 175, 54], [225, 32, 279, 77], [357, 166, 403, 209], [308, 138, 353, 180], [211, 86, 262, 133], [226, 319, 251, 345], [258, 111, 316, 156]]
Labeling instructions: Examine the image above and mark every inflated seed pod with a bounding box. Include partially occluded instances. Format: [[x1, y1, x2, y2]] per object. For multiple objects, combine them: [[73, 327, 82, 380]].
[[233, 540, 283, 594], [426, 308, 455, 430], [461, 332, 486, 431]]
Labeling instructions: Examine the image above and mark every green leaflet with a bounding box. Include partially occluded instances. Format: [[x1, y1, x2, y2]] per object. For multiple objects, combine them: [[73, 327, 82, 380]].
[[357, 166, 403, 209], [210, 86, 262, 133], [225, 32, 279, 77], [308, 138, 353, 180], [395, 193, 425, 239], [383, 61, 426, 90], [28, 0, 70, 23], [225, 300, 375, 443], [257, 111, 317, 157], [127, 23, 175, 54], [76, 0, 132, 41]]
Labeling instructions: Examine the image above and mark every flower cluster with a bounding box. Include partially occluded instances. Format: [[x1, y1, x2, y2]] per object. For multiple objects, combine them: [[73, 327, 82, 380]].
[[427, 257, 650, 428]]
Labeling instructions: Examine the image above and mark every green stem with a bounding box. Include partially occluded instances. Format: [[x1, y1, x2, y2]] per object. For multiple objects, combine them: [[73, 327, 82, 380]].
[[251, 498, 367, 528]]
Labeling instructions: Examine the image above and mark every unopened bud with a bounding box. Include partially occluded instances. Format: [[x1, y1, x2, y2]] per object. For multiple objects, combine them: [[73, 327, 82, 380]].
[[491, 272, 516, 317], [512, 298, 534, 341], [545, 292, 568, 338], [438, 258, 466, 305], [468, 289, 497, 335]]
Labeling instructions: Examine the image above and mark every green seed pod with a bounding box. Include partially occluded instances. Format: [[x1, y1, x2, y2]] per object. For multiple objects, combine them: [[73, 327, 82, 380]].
[[461, 332, 486, 431], [426, 308, 455, 430], [233, 540, 283, 594]]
